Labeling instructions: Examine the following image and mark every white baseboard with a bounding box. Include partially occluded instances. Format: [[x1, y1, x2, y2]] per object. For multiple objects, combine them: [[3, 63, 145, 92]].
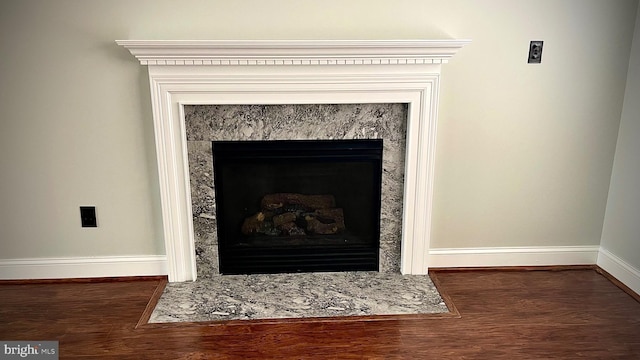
[[1, 247, 636, 296], [0, 255, 168, 280], [428, 246, 600, 268], [597, 248, 640, 295]]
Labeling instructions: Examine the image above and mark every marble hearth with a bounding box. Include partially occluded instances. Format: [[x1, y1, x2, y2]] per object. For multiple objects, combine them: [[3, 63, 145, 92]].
[[118, 40, 470, 281]]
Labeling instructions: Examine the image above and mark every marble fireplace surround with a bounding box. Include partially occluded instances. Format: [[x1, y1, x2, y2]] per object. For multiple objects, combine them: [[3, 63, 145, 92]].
[[117, 40, 470, 282]]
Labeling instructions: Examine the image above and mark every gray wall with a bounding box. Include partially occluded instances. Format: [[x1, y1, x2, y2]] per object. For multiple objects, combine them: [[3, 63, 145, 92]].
[[0, 0, 638, 260], [601, 4, 640, 270]]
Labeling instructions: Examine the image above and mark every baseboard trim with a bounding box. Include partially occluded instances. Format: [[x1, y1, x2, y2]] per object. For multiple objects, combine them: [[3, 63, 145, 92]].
[[1, 246, 635, 294], [428, 246, 600, 268], [0, 255, 168, 280], [597, 248, 640, 296]]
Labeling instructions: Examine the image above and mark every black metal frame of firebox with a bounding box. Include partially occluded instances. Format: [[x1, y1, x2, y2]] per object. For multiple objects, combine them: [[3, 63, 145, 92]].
[[212, 139, 383, 275]]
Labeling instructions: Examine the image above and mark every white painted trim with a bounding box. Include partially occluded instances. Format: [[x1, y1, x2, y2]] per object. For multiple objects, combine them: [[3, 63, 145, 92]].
[[1, 248, 636, 296], [0, 256, 167, 280], [428, 246, 600, 268], [119, 40, 470, 282], [597, 247, 640, 295], [116, 39, 471, 66]]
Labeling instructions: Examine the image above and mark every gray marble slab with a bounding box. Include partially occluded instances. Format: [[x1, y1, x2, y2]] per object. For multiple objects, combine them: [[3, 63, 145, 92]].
[[149, 272, 448, 323], [185, 104, 407, 278]]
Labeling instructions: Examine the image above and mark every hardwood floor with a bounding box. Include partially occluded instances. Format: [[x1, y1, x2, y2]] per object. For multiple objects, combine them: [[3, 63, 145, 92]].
[[1, 269, 639, 359]]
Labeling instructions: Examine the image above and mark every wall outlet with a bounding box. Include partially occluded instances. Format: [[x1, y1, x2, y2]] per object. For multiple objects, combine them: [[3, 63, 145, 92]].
[[80, 206, 97, 227], [528, 41, 543, 63]]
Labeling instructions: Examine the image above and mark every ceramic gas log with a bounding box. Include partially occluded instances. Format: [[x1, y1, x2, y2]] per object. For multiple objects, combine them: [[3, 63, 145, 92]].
[[241, 193, 346, 236]]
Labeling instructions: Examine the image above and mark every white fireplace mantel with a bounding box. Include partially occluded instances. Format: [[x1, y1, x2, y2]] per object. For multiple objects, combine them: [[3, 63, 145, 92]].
[[117, 40, 470, 282]]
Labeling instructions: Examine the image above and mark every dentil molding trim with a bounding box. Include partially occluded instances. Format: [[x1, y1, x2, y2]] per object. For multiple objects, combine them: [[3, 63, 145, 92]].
[[116, 39, 471, 66]]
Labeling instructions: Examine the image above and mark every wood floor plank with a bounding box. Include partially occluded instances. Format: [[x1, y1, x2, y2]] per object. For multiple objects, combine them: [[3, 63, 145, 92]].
[[0, 269, 638, 359]]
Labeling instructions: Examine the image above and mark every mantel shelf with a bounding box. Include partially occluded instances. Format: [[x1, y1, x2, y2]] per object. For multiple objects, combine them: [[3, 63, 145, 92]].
[[116, 39, 471, 66]]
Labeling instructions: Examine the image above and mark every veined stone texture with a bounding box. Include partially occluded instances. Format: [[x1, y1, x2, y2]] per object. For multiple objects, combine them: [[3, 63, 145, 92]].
[[185, 103, 407, 279], [149, 272, 448, 323]]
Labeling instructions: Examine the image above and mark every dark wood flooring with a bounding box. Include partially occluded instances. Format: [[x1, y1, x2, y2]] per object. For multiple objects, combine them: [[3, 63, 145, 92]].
[[1, 269, 639, 359]]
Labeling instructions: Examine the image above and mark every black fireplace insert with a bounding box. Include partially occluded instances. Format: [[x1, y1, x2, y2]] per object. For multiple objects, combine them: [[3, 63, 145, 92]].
[[212, 139, 383, 274]]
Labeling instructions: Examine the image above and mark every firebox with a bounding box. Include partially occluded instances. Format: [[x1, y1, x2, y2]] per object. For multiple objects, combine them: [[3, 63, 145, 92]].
[[212, 139, 383, 274]]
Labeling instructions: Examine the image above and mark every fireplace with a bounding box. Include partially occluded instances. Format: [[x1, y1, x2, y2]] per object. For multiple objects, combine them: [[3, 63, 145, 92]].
[[212, 139, 383, 274], [117, 39, 470, 281]]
